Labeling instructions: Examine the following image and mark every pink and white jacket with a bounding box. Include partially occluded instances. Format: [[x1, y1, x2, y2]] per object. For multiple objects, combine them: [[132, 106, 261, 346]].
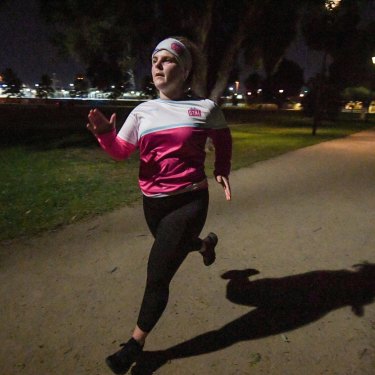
[[96, 98, 232, 197]]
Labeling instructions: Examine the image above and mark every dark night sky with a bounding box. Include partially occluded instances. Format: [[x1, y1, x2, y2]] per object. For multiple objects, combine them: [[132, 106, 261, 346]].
[[0, 0, 84, 87], [1, 0, 373, 89]]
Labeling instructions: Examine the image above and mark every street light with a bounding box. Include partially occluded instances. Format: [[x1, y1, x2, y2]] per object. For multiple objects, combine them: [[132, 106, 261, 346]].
[[325, 0, 341, 10], [372, 56, 375, 65], [235, 81, 239, 93]]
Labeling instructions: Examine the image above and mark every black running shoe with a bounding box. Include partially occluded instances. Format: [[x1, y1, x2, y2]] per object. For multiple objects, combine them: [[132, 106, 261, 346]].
[[105, 338, 143, 374], [201, 232, 218, 266]]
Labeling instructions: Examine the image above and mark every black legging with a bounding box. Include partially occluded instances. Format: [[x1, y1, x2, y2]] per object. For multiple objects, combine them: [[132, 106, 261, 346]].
[[137, 189, 209, 332]]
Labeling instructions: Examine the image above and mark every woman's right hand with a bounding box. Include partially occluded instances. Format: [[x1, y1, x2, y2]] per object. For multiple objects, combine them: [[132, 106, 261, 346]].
[[87, 108, 116, 135]]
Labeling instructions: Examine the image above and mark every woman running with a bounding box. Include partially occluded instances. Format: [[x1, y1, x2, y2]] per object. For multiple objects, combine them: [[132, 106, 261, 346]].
[[87, 36, 232, 374]]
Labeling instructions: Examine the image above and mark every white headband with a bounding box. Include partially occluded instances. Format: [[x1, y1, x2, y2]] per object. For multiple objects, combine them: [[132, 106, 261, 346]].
[[152, 38, 192, 72]]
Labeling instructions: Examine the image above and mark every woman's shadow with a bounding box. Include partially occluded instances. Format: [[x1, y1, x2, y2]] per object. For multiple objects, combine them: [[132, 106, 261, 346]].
[[132, 262, 375, 374]]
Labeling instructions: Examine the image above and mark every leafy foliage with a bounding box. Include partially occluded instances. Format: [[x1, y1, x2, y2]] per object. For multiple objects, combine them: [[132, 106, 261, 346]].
[[1, 68, 23, 97], [38, 0, 374, 101], [36, 74, 55, 99], [38, 0, 306, 100], [271, 59, 305, 97], [302, 0, 374, 89], [341, 86, 372, 102], [39, 0, 156, 90]]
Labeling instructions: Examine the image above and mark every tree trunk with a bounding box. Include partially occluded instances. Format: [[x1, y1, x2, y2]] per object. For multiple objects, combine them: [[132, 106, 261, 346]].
[[312, 50, 328, 136], [208, 3, 257, 102], [193, 0, 215, 97]]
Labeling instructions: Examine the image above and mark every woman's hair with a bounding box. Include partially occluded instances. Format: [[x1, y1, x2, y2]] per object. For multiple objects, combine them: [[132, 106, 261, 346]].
[[171, 36, 207, 96]]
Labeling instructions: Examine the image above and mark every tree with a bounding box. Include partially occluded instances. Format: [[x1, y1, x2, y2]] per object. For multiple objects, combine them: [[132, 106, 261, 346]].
[[39, 0, 157, 91], [301, 0, 373, 134], [329, 20, 375, 91], [243, 0, 304, 102], [302, 74, 341, 121], [271, 59, 304, 97], [70, 74, 89, 98], [39, 0, 310, 101], [342, 86, 372, 102], [244, 73, 263, 99], [1, 68, 23, 97], [141, 75, 157, 99], [36, 74, 55, 99]]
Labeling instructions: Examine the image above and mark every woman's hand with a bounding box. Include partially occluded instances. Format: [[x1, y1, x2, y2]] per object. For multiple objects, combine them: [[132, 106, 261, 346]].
[[216, 175, 231, 201], [87, 108, 116, 135]]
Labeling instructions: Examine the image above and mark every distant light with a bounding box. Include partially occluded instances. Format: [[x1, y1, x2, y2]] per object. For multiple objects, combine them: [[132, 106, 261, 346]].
[[111, 85, 115, 89], [228, 87, 234, 91], [35, 84, 39, 87], [69, 83, 74, 87], [237, 94, 243, 99], [279, 89, 284, 93], [247, 91, 252, 96], [257, 89, 262, 93], [325, 0, 341, 10], [300, 93, 305, 97], [372, 56, 375, 64]]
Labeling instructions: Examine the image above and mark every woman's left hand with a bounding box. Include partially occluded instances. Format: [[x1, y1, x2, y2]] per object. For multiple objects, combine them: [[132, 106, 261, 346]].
[[216, 175, 231, 201]]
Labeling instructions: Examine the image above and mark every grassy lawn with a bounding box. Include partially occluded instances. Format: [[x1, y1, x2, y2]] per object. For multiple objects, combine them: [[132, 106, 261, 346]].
[[1, 141, 141, 241], [1, 109, 373, 241]]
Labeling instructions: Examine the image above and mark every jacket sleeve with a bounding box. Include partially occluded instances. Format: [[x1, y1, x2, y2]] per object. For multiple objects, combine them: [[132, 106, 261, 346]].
[[206, 102, 232, 177], [95, 128, 136, 161], [208, 127, 232, 178]]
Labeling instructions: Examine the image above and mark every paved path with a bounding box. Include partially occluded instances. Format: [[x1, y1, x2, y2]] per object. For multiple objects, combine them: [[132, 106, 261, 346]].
[[1, 129, 375, 375]]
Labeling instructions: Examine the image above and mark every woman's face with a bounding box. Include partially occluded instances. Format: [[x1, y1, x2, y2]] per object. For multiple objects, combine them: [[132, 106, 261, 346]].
[[152, 50, 187, 100]]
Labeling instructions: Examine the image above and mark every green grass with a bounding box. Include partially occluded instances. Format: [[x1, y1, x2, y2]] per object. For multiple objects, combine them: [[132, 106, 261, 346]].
[[207, 113, 374, 174], [0, 142, 141, 240], [1, 111, 373, 241]]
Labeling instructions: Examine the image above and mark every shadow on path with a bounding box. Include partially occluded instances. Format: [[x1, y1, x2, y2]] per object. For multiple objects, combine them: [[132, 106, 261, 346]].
[[132, 262, 375, 374]]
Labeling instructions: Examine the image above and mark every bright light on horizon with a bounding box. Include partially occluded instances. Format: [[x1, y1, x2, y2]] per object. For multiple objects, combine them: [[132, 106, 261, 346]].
[[325, 0, 341, 10]]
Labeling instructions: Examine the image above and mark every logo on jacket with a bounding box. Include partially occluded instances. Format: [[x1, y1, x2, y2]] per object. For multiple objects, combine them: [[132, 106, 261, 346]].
[[188, 107, 202, 117]]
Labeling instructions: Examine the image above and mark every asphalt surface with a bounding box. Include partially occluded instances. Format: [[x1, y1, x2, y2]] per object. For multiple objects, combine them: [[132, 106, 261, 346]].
[[1, 129, 374, 375]]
